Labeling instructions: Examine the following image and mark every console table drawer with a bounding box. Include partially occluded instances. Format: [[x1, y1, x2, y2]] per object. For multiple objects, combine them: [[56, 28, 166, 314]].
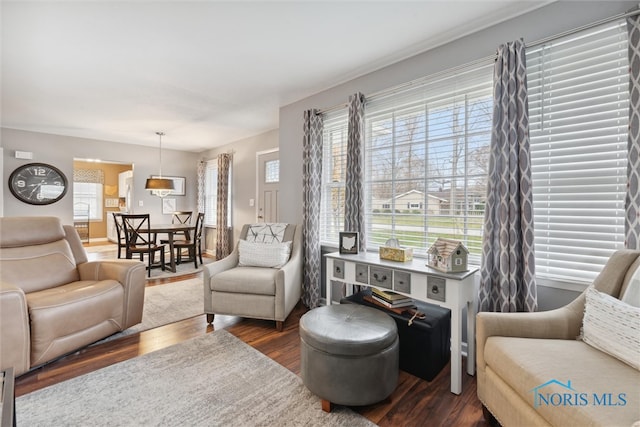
[[333, 260, 345, 279], [393, 271, 411, 294], [427, 276, 446, 302], [369, 267, 392, 289], [355, 264, 369, 284]]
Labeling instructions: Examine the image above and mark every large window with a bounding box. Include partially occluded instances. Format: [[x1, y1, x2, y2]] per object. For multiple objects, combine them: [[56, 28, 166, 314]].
[[204, 161, 218, 226], [527, 20, 629, 283], [320, 20, 629, 286], [320, 63, 494, 264], [204, 159, 232, 227]]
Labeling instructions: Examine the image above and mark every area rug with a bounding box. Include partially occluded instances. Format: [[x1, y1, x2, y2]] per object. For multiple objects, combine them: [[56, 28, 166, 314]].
[[99, 278, 204, 342], [17, 330, 375, 427]]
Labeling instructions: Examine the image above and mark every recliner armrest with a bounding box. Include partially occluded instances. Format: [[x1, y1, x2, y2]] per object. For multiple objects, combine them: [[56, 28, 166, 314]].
[[0, 282, 30, 376], [476, 292, 586, 371], [77, 260, 146, 328]]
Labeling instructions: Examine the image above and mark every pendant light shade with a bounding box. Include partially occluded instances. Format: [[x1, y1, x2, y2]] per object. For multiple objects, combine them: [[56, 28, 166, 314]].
[[145, 131, 174, 197]]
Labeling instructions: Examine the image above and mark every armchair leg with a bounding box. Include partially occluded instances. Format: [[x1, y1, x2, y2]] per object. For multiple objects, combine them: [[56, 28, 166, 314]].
[[206, 313, 215, 324], [275, 321, 284, 332]]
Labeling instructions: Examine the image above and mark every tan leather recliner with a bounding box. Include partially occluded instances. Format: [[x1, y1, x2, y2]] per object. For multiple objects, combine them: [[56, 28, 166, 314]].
[[0, 216, 146, 376]]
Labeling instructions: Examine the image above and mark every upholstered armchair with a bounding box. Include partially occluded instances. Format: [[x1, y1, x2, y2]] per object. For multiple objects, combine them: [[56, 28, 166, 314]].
[[203, 224, 302, 331], [0, 216, 146, 376]]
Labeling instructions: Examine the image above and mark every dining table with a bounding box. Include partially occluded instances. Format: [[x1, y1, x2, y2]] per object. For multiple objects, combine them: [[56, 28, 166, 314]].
[[149, 223, 196, 273]]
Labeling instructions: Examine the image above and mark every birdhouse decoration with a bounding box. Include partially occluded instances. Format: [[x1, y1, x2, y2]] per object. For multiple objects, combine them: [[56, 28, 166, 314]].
[[427, 238, 469, 273]]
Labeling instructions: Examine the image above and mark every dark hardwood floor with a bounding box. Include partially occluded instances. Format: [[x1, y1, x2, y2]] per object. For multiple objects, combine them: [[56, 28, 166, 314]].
[[16, 246, 488, 426]]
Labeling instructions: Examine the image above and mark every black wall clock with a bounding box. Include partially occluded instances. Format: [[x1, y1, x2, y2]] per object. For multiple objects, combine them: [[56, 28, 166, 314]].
[[9, 163, 68, 205]]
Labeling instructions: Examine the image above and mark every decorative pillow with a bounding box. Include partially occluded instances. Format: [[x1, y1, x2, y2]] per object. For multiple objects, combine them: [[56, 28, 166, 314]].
[[621, 266, 640, 308], [245, 223, 288, 243], [582, 286, 640, 370], [238, 239, 292, 268]]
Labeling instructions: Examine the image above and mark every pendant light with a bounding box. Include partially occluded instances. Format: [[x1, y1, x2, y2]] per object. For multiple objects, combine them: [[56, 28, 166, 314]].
[[145, 131, 174, 197]]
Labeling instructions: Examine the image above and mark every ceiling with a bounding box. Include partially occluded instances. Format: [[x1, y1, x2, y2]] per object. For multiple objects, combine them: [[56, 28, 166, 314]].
[[2, 1, 551, 152]]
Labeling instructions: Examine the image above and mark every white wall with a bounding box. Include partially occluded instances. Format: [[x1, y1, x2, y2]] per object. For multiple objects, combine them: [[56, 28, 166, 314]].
[[1, 128, 200, 224], [201, 129, 278, 249]]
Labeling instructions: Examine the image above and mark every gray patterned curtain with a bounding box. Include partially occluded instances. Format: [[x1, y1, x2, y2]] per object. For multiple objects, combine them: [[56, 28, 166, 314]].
[[302, 109, 323, 308], [216, 153, 232, 259], [344, 92, 366, 253], [478, 39, 537, 313], [627, 15, 640, 250], [197, 160, 206, 214]]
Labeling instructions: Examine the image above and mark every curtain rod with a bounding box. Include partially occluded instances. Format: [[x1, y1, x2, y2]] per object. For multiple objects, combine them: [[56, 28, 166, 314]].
[[316, 7, 640, 116]]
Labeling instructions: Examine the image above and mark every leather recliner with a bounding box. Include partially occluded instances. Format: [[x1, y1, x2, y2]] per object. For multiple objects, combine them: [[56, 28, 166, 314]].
[[0, 216, 146, 376]]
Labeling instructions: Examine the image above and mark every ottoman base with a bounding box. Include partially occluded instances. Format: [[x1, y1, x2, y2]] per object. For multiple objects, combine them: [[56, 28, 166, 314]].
[[300, 335, 399, 408]]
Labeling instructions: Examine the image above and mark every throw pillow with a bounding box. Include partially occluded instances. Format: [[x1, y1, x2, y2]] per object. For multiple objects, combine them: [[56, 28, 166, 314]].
[[582, 286, 640, 370], [621, 266, 640, 308], [238, 239, 292, 268], [245, 223, 288, 243]]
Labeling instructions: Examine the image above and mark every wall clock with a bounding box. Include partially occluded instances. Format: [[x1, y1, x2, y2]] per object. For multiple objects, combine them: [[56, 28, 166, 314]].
[[9, 163, 68, 205]]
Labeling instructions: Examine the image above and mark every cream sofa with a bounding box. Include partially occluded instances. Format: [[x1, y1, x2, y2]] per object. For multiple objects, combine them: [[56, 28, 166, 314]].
[[0, 216, 146, 376], [203, 224, 302, 331], [477, 250, 640, 427]]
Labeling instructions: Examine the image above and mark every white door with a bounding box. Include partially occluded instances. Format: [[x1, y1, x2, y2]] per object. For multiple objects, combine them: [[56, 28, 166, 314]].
[[257, 150, 280, 223]]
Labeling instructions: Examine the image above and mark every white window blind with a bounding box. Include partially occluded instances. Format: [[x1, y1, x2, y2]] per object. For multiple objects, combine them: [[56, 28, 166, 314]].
[[527, 20, 629, 283], [364, 62, 493, 262], [320, 110, 349, 244], [204, 161, 218, 226], [73, 182, 103, 221]]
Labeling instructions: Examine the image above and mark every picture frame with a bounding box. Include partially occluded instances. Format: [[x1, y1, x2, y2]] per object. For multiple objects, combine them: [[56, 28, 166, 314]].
[[162, 198, 176, 214], [150, 175, 186, 196], [339, 231, 359, 255]]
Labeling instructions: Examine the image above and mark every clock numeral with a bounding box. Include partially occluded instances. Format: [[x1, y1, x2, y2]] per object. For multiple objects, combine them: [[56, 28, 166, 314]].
[[36, 192, 44, 200], [34, 167, 47, 176], [15, 180, 26, 188]]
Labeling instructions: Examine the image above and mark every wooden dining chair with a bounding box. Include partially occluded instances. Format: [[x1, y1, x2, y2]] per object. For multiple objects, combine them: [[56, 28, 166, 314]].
[[160, 211, 193, 244], [112, 212, 127, 259], [121, 214, 167, 277], [174, 212, 205, 269]]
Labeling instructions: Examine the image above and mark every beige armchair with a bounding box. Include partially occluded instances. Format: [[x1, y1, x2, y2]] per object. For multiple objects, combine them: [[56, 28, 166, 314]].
[[476, 250, 640, 427], [0, 216, 146, 376], [203, 224, 302, 331]]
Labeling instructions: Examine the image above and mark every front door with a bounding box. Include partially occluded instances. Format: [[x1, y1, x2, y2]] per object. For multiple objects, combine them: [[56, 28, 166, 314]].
[[257, 150, 280, 223]]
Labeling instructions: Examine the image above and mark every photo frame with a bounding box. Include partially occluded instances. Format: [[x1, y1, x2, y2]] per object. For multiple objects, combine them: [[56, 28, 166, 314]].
[[339, 231, 359, 255], [162, 198, 176, 214], [150, 176, 186, 196]]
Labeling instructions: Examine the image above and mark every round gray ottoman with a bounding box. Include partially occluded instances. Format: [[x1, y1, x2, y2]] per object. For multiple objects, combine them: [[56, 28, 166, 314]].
[[300, 304, 399, 412]]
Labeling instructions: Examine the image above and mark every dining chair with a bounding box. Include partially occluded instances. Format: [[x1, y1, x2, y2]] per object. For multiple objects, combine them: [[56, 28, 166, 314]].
[[174, 212, 205, 269], [121, 214, 167, 277], [112, 212, 127, 259], [160, 211, 193, 244]]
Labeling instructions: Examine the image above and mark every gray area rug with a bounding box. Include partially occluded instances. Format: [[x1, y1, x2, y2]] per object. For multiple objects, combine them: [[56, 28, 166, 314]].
[[17, 330, 376, 427], [99, 278, 204, 342]]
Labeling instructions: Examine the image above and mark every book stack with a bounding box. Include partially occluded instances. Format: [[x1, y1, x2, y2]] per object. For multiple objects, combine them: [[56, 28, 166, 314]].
[[371, 288, 414, 308]]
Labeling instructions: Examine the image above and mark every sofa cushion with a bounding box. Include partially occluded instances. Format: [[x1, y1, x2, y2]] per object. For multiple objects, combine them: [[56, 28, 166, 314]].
[[621, 264, 640, 307], [26, 280, 124, 366], [485, 337, 640, 427], [238, 239, 291, 268], [582, 287, 640, 370], [209, 267, 278, 296]]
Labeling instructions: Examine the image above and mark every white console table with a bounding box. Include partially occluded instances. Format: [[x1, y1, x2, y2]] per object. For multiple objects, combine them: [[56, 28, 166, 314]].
[[324, 251, 478, 395]]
